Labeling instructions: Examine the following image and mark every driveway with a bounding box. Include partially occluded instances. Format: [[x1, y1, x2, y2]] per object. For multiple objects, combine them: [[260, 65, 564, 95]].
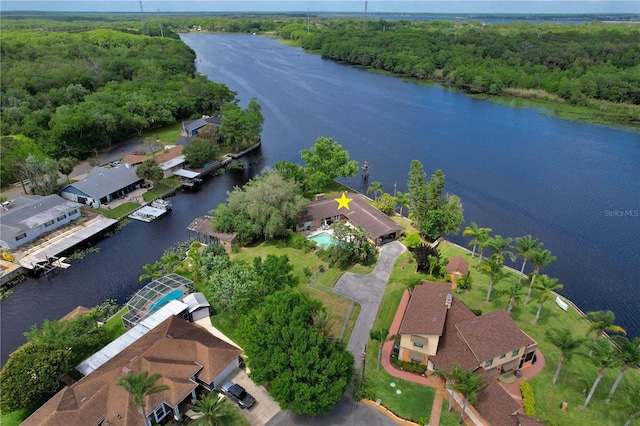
[[223, 368, 281, 426], [334, 241, 406, 370]]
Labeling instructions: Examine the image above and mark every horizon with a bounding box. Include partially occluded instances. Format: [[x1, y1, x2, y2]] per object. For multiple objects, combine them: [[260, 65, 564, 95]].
[[2, 1, 639, 14]]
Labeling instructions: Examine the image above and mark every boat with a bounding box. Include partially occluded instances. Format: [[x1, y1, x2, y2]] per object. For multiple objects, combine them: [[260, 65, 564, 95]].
[[151, 199, 172, 210], [128, 206, 168, 222]]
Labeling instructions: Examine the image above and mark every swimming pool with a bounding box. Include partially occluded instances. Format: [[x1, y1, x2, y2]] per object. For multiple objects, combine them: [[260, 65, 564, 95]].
[[150, 289, 184, 312], [308, 232, 335, 249]]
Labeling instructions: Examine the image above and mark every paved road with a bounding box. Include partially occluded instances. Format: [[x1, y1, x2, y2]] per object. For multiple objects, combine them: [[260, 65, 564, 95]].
[[334, 241, 406, 370], [265, 394, 396, 426]]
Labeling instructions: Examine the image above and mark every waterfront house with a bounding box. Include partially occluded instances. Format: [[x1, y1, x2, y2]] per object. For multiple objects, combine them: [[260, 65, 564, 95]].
[[297, 193, 403, 245], [59, 164, 143, 208], [181, 116, 221, 137], [398, 282, 537, 376], [23, 315, 243, 426], [0, 195, 82, 250], [187, 215, 238, 248], [445, 255, 469, 284]]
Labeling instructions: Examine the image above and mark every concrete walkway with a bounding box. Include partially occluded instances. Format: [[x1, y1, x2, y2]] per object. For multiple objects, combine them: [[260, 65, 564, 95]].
[[333, 241, 406, 370]]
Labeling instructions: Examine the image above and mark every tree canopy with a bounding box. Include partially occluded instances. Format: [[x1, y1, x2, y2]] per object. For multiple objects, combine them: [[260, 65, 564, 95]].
[[299, 137, 359, 193], [238, 290, 354, 415]]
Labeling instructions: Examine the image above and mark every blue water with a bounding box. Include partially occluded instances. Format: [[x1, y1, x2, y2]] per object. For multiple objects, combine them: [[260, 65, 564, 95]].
[[1, 33, 638, 367], [309, 232, 335, 249], [149, 289, 184, 312]]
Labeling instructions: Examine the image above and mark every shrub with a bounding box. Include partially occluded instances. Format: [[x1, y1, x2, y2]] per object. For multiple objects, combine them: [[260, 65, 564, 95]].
[[391, 354, 428, 374], [303, 266, 312, 277], [288, 232, 308, 250], [520, 381, 536, 417], [405, 233, 421, 249]]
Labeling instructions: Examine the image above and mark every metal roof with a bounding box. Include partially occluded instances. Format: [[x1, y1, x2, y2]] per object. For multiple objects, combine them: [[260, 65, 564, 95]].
[[0, 195, 82, 240], [63, 165, 142, 200], [76, 300, 189, 376], [173, 169, 200, 178]]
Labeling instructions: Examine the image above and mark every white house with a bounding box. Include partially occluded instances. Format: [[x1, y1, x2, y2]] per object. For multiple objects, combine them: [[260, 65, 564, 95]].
[[0, 195, 82, 250], [59, 164, 143, 208]]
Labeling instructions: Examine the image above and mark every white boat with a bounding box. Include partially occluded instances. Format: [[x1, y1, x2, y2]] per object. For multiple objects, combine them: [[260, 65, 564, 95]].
[[151, 199, 172, 210], [128, 206, 168, 222]]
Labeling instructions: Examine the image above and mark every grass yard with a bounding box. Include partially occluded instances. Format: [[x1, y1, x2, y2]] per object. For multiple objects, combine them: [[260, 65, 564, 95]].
[[97, 202, 139, 219], [143, 182, 176, 202], [0, 408, 29, 426], [382, 239, 640, 426], [102, 306, 127, 340], [363, 339, 435, 423], [122, 122, 183, 145]]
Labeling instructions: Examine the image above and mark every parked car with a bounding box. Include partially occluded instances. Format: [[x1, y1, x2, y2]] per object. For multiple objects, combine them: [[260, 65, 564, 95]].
[[220, 382, 256, 409]]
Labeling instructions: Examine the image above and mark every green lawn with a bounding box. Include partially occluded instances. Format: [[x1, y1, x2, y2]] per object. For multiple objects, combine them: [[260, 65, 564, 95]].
[[363, 340, 435, 422], [380, 240, 640, 426], [97, 202, 139, 219], [102, 307, 127, 340], [121, 122, 183, 145], [0, 408, 29, 426], [142, 182, 175, 202]]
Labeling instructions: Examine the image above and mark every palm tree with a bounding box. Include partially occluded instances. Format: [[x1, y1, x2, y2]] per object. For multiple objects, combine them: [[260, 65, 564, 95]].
[[366, 181, 384, 200], [139, 261, 164, 283], [187, 241, 203, 282], [545, 328, 585, 386], [615, 384, 640, 426], [502, 280, 526, 314], [513, 235, 542, 280], [311, 308, 335, 339], [479, 255, 504, 302], [475, 230, 493, 268], [161, 252, 181, 274], [369, 327, 390, 371], [117, 370, 169, 426], [395, 191, 410, 217], [583, 339, 619, 409], [524, 248, 556, 305], [486, 235, 513, 263], [452, 370, 489, 424], [533, 275, 564, 324], [432, 363, 468, 413], [606, 336, 640, 403], [189, 392, 228, 426], [587, 310, 627, 355], [462, 222, 492, 259]]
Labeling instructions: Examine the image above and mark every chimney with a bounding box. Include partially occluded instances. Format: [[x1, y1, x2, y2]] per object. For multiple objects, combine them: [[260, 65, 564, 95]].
[[315, 193, 325, 201]]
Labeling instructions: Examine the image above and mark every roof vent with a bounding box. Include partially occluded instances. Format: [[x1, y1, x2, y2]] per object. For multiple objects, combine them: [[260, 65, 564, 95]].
[[432, 316, 438, 323], [122, 367, 129, 373], [445, 293, 452, 309], [489, 314, 496, 320]]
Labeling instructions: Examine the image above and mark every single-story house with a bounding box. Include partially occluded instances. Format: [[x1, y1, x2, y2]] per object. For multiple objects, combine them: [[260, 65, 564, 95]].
[[59, 164, 143, 208], [181, 116, 222, 137], [23, 315, 243, 426], [446, 256, 469, 283], [0, 195, 82, 250], [398, 282, 537, 376], [297, 193, 404, 245], [186, 216, 238, 248]]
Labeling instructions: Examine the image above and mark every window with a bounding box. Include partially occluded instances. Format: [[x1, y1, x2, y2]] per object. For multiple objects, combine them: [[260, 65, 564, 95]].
[[70, 208, 78, 215], [57, 214, 67, 222], [512, 348, 520, 357], [15, 233, 27, 241], [411, 357, 423, 363], [44, 220, 55, 227], [486, 358, 493, 367], [500, 353, 506, 359], [413, 342, 424, 348]]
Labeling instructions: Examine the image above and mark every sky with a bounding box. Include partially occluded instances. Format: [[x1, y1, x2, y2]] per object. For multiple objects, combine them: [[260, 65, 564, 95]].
[[1, 1, 639, 14]]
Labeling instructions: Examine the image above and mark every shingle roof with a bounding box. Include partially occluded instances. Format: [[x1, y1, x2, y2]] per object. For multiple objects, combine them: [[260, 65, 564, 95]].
[[428, 297, 479, 371], [0, 195, 82, 240], [62, 165, 142, 200], [398, 282, 452, 336], [23, 316, 242, 426], [474, 370, 521, 426], [299, 193, 403, 239], [455, 309, 536, 363], [182, 116, 221, 135], [446, 256, 469, 275]]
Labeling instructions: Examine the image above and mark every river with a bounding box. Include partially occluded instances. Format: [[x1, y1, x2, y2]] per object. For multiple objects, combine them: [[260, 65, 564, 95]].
[[1, 33, 638, 367]]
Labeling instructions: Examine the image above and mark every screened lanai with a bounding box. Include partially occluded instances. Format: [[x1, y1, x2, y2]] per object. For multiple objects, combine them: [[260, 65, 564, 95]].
[[122, 273, 194, 329]]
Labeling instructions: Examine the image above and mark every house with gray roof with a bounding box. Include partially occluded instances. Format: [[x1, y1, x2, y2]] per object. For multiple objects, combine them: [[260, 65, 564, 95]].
[[297, 193, 403, 245], [0, 195, 82, 250], [59, 164, 143, 208], [181, 116, 222, 138]]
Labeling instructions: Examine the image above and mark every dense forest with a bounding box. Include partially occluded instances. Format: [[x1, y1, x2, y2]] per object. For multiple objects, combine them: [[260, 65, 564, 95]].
[[1, 13, 639, 185]]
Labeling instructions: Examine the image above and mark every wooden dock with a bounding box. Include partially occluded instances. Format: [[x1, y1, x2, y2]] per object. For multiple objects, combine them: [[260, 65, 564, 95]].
[[18, 217, 118, 270]]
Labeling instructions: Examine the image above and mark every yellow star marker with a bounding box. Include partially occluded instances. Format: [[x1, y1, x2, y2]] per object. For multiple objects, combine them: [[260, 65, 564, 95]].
[[335, 192, 353, 210]]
